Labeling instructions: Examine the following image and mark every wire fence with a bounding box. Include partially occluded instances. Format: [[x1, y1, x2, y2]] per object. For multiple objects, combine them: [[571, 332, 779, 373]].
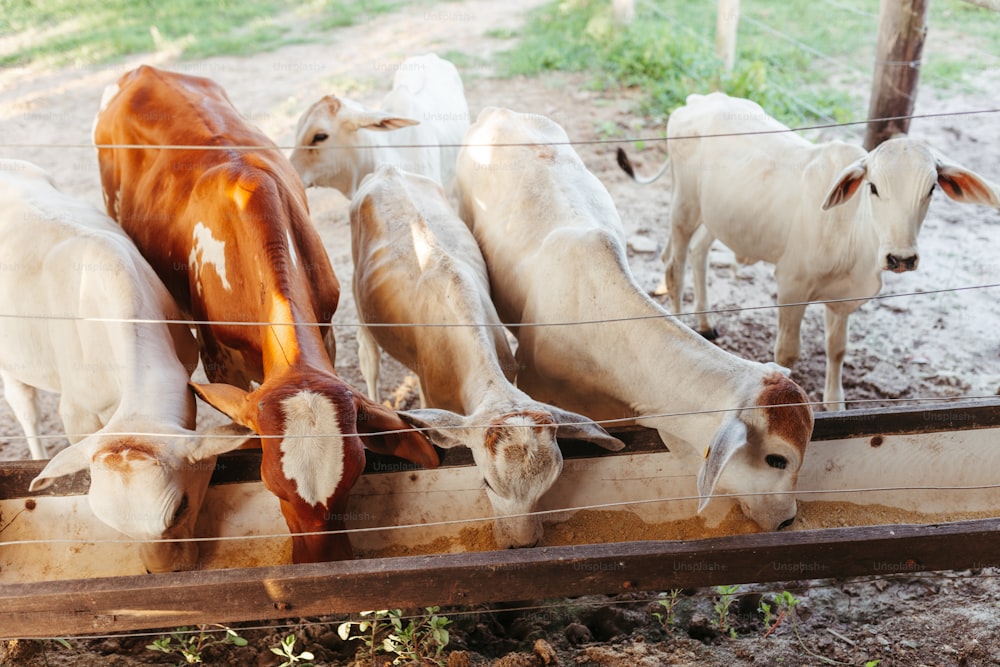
[[1, 0, 999, 585], [2, 107, 999, 152]]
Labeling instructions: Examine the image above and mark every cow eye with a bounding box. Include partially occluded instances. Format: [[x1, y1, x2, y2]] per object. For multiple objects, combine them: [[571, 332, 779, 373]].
[[310, 132, 328, 145], [171, 494, 190, 524], [928, 184, 936, 197], [868, 183, 879, 197], [483, 478, 495, 493], [765, 455, 788, 470]]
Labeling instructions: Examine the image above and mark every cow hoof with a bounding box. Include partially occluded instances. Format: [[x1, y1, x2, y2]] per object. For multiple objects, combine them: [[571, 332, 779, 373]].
[[699, 327, 720, 341]]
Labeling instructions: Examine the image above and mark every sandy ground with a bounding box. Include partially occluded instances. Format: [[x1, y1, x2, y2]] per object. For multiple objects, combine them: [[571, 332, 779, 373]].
[[2, 0, 1000, 664]]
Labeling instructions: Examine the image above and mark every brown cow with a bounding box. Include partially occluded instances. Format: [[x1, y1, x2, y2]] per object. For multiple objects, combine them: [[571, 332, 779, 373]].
[[94, 65, 439, 563]]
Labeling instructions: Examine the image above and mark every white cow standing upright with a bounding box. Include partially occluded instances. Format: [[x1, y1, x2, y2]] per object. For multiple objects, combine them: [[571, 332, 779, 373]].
[[0, 159, 250, 573], [457, 108, 815, 533], [351, 165, 624, 548], [290, 53, 469, 197], [617, 92, 1000, 410]]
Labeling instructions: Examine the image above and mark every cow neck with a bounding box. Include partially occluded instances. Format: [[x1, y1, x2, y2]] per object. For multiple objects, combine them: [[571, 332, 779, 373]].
[[109, 318, 197, 431], [261, 293, 334, 377]]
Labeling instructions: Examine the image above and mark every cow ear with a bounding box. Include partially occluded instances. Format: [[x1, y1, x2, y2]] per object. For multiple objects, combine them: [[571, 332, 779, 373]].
[[189, 382, 256, 430], [398, 409, 472, 450], [29, 439, 96, 491], [821, 158, 867, 210], [187, 423, 258, 461], [352, 393, 440, 469], [349, 109, 420, 132], [696, 415, 748, 512], [548, 407, 625, 451], [936, 160, 1000, 207]]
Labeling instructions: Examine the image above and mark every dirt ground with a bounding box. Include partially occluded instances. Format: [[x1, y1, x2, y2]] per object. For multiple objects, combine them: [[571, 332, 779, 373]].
[[2, 0, 1000, 664]]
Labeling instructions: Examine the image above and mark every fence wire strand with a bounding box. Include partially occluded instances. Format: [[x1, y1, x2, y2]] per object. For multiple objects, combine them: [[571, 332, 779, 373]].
[[0, 108, 998, 153], [4, 0, 1000, 645]]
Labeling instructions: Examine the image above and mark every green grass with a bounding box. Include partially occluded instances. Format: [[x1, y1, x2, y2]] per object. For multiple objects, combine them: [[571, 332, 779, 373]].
[[313, 0, 410, 30], [0, 0, 410, 67], [498, 0, 998, 126]]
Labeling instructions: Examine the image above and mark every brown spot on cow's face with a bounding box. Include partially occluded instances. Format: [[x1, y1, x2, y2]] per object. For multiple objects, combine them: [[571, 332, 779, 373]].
[[760, 373, 813, 453], [93, 438, 160, 472], [484, 410, 555, 455]]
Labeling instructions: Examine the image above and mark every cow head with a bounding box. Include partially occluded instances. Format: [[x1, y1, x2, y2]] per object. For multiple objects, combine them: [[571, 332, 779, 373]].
[[822, 138, 1000, 274], [289, 94, 420, 196], [191, 374, 439, 563], [403, 405, 623, 548], [696, 372, 813, 532], [29, 423, 252, 573]]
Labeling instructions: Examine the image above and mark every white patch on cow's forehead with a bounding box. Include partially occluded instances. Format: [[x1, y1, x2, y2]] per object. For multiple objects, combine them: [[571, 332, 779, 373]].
[[279, 391, 344, 507], [286, 229, 298, 268], [502, 414, 541, 427], [189, 221, 232, 296]]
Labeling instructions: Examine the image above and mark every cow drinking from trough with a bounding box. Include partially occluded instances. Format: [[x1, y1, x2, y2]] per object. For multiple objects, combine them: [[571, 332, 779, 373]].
[[617, 92, 1000, 410], [351, 165, 625, 547], [457, 108, 814, 532], [0, 159, 250, 573], [94, 65, 440, 563]]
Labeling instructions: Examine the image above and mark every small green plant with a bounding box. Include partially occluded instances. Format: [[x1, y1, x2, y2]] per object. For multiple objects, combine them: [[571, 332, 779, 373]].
[[865, 661, 882, 667], [270, 634, 315, 666], [759, 590, 799, 637], [652, 589, 683, 630], [146, 625, 247, 664], [713, 584, 741, 638], [338, 607, 452, 666]]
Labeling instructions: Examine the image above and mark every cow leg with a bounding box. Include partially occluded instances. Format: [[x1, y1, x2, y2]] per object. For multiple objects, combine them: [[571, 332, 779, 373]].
[[774, 300, 807, 370], [356, 325, 381, 402], [823, 306, 850, 411], [689, 225, 718, 339], [0, 371, 45, 459], [664, 191, 700, 315], [652, 236, 671, 296]]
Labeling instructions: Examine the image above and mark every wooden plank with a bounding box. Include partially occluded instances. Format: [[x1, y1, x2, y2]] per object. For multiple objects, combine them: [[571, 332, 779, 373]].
[[4, 399, 1000, 497], [4, 517, 1000, 638], [811, 397, 1000, 441], [863, 0, 929, 150]]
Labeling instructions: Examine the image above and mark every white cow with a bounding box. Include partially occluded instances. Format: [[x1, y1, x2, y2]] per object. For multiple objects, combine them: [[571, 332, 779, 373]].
[[351, 165, 625, 548], [458, 108, 815, 532], [290, 53, 469, 198], [618, 92, 1000, 410], [0, 160, 251, 573]]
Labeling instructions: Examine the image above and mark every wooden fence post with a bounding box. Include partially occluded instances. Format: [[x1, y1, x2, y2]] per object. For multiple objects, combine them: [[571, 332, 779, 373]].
[[863, 0, 929, 151], [716, 0, 741, 71], [612, 0, 635, 25]]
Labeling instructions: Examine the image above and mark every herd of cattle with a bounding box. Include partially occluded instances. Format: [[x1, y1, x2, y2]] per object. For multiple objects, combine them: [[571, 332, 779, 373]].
[[0, 53, 997, 574]]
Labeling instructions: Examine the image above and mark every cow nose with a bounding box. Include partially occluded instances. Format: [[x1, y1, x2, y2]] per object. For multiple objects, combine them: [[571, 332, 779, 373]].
[[777, 517, 795, 530], [506, 538, 540, 549], [886, 254, 918, 273]]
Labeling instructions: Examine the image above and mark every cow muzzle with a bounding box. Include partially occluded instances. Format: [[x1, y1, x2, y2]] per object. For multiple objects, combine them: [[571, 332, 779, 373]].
[[885, 253, 919, 273]]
